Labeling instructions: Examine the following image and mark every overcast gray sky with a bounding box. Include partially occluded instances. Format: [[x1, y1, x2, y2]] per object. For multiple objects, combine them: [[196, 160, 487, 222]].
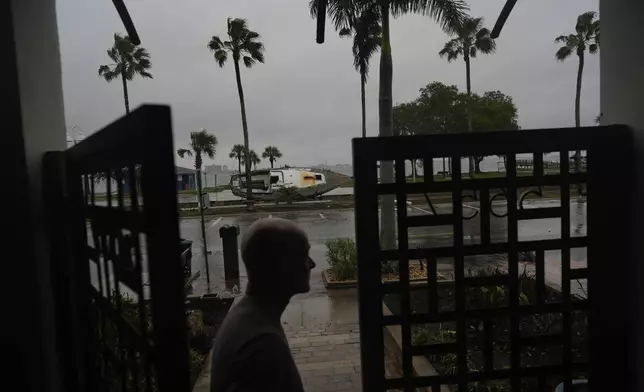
[[56, 0, 600, 169]]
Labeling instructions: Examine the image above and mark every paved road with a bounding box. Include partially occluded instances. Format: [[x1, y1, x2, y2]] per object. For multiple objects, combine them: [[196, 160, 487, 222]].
[[182, 199, 587, 296]]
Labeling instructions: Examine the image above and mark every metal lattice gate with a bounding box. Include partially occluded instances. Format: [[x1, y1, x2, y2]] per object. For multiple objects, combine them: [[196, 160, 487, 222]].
[[352, 126, 635, 392], [46, 105, 190, 392]]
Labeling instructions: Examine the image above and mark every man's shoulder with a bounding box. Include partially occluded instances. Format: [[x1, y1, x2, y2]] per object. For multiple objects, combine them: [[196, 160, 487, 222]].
[[213, 300, 284, 354]]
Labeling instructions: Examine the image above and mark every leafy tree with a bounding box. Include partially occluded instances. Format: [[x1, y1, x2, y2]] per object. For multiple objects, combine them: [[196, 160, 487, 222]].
[[245, 149, 261, 170], [177, 130, 218, 172], [439, 17, 496, 174], [208, 18, 265, 209], [98, 33, 153, 114], [555, 11, 599, 189], [229, 144, 245, 175], [262, 146, 283, 168], [312, 0, 468, 248], [393, 82, 519, 173], [339, 8, 381, 137]]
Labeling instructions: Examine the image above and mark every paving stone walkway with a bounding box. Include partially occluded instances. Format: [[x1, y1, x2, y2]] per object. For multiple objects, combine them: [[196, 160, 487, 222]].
[[285, 324, 362, 392]]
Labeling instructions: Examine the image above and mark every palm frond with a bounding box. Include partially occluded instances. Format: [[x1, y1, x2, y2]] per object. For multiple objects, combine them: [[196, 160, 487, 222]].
[[98, 65, 119, 82], [469, 46, 477, 58], [228, 18, 249, 40], [107, 47, 120, 63], [243, 56, 256, 68], [339, 27, 352, 37], [214, 50, 228, 67], [439, 38, 462, 62], [177, 148, 193, 158], [310, 0, 357, 31], [189, 129, 218, 159], [399, 0, 469, 34], [351, 8, 381, 76], [208, 36, 225, 51], [575, 11, 597, 35], [555, 46, 573, 61], [243, 40, 265, 63], [554, 35, 569, 44], [474, 28, 495, 54], [592, 20, 600, 45], [588, 43, 598, 54]]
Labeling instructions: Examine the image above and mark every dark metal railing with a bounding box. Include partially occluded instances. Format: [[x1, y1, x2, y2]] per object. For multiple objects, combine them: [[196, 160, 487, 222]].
[[352, 125, 635, 392], [46, 105, 189, 392]]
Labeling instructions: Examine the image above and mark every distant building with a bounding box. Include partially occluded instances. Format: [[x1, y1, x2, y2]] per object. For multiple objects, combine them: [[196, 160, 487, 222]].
[[176, 166, 196, 190], [203, 165, 231, 188]]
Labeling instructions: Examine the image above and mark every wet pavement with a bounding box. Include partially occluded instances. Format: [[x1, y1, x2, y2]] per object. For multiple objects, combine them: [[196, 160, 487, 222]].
[[183, 198, 588, 301]]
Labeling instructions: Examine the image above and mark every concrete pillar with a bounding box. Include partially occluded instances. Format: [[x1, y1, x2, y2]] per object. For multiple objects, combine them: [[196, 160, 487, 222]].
[[6, 0, 66, 391], [600, 0, 644, 390]]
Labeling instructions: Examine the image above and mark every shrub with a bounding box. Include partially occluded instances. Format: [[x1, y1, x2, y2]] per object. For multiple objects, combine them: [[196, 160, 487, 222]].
[[276, 186, 300, 204], [326, 238, 357, 281]]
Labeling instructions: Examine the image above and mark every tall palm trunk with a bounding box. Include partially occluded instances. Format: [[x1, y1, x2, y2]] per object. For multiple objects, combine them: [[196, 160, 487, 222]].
[[379, 3, 395, 249], [121, 70, 130, 114], [233, 59, 254, 210], [574, 51, 584, 194], [464, 49, 474, 176], [270, 158, 274, 168], [195, 155, 211, 291], [237, 158, 242, 176], [360, 72, 367, 138]]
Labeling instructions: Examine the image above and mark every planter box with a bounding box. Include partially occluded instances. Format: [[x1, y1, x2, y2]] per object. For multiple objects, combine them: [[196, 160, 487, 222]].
[[321, 269, 441, 290]]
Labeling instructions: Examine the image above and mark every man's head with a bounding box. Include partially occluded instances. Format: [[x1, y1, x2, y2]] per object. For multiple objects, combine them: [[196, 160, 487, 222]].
[[241, 218, 315, 297]]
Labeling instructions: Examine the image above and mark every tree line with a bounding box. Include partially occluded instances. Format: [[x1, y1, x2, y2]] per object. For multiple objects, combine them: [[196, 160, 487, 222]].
[[97, 4, 599, 212]]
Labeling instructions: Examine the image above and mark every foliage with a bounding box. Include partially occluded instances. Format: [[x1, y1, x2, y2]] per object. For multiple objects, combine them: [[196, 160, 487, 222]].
[[98, 34, 153, 82], [276, 186, 300, 205], [262, 146, 283, 168], [326, 238, 358, 281], [98, 33, 152, 113], [337, 5, 381, 137], [244, 149, 261, 170], [555, 11, 600, 63], [208, 18, 265, 68], [393, 82, 518, 135], [189, 349, 207, 387], [438, 17, 495, 64], [229, 144, 245, 174], [177, 129, 218, 170], [393, 82, 518, 172]]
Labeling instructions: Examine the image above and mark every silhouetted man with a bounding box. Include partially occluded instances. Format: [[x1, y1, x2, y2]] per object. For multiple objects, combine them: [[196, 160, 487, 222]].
[[210, 218, 315, 392]]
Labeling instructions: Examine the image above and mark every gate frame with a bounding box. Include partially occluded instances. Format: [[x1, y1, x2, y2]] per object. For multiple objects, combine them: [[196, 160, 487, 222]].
[[352, 125, 636, 391]]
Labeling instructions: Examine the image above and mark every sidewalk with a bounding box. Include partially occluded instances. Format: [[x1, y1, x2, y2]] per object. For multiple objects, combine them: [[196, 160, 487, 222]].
[[282, 291, 362, 392], [192, 289, 363, 392]]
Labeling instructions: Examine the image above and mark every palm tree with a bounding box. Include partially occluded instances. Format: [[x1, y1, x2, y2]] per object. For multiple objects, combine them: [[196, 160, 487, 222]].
[[177, 129, 218, 291], [262, 146, 283, 168], [312, 0, 467, 248], [439, 17, 496, 175], [555, 11, 600, 185], [208, 18, 265, 210], [339, 8, 381, 138], [229, 144, 245, 175], [98, 33, 152, 114], [246, 149, 261, 170]]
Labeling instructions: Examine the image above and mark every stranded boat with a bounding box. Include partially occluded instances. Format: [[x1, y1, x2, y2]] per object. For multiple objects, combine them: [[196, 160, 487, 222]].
[[229, 168, 342, 201]]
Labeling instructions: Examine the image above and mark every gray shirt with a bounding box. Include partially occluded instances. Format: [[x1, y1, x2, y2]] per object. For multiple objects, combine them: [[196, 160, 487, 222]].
[[210, 296, 304, 392]]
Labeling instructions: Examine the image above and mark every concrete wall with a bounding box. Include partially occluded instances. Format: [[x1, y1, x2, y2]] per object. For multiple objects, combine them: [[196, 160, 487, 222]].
[[8, 0, 66, 391], [600, 0, 644, 389]]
